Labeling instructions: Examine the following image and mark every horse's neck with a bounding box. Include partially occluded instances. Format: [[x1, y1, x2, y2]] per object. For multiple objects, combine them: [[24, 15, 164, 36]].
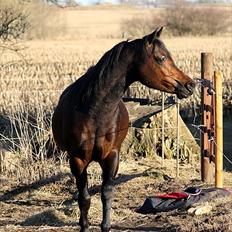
[[86, 55, 135, 118], [87, 72, 126, 117]]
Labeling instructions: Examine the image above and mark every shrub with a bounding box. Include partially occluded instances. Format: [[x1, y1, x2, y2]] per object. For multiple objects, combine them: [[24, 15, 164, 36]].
[[25, 1, 66, 39], [0, 0, 29, 41], [121, 12, 165, 38], [0, 0, 66, 41], [166, 2, 232, 36], [121, 3, 232, 37]]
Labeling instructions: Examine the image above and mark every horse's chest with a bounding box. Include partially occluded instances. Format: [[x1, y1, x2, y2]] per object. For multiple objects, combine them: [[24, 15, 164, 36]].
[[72, 107, 127, 160], [92, 128, 116, 159]]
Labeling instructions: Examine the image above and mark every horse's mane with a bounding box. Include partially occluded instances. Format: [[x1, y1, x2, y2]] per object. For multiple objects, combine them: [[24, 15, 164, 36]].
[[58, 41, 128, 107], [81, 41, 128, 103]]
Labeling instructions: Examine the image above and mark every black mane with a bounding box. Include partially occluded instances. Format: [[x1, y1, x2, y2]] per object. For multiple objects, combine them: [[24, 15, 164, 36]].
[[81, 41, 128, 103], [58, 41, 129, 106]]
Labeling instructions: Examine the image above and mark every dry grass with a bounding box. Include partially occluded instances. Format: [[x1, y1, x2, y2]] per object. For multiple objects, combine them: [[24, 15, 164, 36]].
[[0, 157, 231, 231], [0, 36, 231, 182]]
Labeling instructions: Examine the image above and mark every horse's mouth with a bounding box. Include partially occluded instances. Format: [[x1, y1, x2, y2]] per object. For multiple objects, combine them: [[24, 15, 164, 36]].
[[174, 80, 195, 99], [176, 91, 191, 99]]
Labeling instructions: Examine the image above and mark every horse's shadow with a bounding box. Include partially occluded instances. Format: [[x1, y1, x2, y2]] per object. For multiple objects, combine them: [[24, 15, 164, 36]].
[[0, 170, 179, 231], [20, 212, 168, 231], [19, 211, 169, 231], [0, 173, 71, 202], [0, 171, 149, 205], [20, 210, 69, 227], [112, 225, 175, 232]]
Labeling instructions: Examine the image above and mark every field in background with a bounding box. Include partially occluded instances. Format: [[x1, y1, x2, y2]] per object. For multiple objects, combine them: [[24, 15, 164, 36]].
[[1, 36, 231, 106], [0, 5, 232, 232], [0, 4, 232, 179], [64, 6, 156, 39]]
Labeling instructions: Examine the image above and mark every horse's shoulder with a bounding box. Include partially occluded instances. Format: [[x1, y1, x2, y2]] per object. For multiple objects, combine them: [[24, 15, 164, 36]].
[[119, 99, 127, 109], [118, 100, 129, 122]]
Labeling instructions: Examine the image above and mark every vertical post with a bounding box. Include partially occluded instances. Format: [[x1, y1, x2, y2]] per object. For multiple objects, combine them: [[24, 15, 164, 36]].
[[210, 87, 215, 160], [214, 71, 223, 188], [161, 92, 165, 166], [201, 53, 213, 182], [176, 98, 180, 178]]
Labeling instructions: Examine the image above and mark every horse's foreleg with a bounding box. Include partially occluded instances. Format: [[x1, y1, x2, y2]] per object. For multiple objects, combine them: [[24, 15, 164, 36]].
[[100, 150, 119, 232], [70, 157, 90, 232]]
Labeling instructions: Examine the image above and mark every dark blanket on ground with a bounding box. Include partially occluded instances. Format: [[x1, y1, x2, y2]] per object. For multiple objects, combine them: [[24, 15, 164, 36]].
[[137, 188, 231, 214]]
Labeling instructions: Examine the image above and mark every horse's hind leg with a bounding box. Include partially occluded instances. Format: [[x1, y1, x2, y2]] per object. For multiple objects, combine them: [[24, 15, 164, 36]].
[[70, 157, 90, 232], [100, 150, 119, 232]]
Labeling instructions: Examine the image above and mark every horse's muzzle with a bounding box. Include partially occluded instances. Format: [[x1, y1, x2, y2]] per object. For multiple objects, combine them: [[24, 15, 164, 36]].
[[176, 80, 195, 99], [185, 81, 195, 93]]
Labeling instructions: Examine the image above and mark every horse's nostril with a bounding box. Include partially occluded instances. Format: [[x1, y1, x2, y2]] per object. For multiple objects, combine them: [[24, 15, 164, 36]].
[[186, 81, 195, 92]]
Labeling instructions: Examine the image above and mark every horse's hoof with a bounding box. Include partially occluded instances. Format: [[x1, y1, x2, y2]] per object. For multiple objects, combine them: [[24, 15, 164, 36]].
[[79, 220, 90, 232], [101, 226, 111, 232], [102, 229, 110, 232], [80, 225, 90, 232], [80, 228, 89, 232]]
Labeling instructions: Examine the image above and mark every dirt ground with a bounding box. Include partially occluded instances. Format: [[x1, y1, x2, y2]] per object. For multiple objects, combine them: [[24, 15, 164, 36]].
[[0, 157, 232, 232]]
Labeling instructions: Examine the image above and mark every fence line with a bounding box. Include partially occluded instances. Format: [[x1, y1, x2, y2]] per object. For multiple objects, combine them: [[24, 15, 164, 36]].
[[190, 122, 232, 166], [0, 56, 231, 186]]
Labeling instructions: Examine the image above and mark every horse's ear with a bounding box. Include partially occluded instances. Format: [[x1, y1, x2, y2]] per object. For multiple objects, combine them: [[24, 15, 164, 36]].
[[144, 27, 163, 54], [143, 29, 158, 54], [156, 26, 163, 38], [144, 29, 158, 45], [144, 27, 164, 44]]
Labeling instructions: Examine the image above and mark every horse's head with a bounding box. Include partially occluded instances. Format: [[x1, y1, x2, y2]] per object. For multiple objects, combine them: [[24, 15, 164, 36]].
[[137, 27, 195, 99]]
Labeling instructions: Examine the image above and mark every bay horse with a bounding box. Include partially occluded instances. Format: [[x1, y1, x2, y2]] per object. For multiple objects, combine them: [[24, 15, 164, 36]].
[[52, 27, 195, 232]]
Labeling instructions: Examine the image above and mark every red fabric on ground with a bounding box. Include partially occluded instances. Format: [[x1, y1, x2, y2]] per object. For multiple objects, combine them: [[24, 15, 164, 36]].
[[155, 192, 189, 199]]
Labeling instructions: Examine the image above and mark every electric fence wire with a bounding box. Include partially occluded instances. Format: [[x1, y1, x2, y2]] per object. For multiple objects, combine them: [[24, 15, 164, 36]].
[[190, 116, 232, 167]]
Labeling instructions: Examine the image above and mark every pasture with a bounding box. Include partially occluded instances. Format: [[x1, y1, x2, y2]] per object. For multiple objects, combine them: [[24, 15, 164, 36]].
[[0, 4, 232, 232]]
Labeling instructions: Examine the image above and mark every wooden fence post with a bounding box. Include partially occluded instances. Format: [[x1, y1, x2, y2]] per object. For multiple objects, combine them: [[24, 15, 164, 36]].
[[201, 53, 213, 182], [161, 92, 165, 166], [214, 71, 223, 187], [176, 98, 180, 178]]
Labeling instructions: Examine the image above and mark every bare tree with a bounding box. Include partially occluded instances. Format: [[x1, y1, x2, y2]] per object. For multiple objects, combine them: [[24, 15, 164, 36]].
[[0, 8, 29, 41], [0, 1, 30, 63]]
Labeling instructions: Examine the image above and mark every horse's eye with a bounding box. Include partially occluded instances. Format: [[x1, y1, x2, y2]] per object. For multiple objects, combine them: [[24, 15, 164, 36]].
[[160, 56, 167, 62], [155, 55, 167, 64]]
